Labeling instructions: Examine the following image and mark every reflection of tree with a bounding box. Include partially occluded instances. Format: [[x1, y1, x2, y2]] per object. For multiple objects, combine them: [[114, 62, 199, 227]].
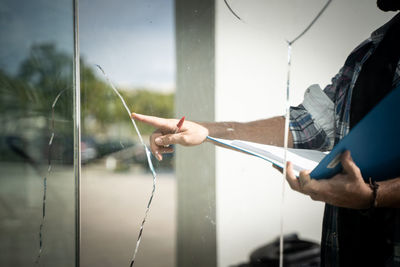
[[0, 43, 74, 163], [81, 63, 174, 135], [0, 43, 174, 165], [81, 60, 174, 135], [0, 43, 73, 126], [0, 43, 174, 136]]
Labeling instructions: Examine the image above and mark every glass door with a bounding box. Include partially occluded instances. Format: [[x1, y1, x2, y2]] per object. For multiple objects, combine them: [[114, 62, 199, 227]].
[[0, 0, 77, 266]]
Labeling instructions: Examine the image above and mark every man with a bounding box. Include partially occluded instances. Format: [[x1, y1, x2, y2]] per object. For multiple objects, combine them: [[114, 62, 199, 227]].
[[132, 0, 400, 265]]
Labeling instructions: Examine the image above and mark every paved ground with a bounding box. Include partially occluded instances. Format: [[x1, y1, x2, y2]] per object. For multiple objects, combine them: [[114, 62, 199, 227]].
[[81, 164, 176, 267], [0, 162, 176, 267], [0, 162, 76, 266]]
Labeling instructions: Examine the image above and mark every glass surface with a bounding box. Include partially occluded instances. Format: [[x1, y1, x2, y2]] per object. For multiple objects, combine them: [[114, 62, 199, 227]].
[[79, 0, 176, 266], [0, 0, 76, 266]]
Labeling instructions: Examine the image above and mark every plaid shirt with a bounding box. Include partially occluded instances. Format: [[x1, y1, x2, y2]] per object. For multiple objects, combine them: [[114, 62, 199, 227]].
[[289, 14, 400, 266]]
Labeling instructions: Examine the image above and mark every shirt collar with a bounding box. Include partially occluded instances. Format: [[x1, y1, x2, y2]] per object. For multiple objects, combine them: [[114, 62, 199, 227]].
[[371, 12, 400, 44]]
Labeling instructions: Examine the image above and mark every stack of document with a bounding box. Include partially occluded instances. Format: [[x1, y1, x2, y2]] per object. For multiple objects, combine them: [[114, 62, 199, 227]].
[[207, 136, 326, 177], [208, 84, 400, 181]]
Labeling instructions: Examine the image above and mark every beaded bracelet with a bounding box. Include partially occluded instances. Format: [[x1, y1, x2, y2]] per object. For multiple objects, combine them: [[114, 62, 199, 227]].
[[369, 177, 379, 209]]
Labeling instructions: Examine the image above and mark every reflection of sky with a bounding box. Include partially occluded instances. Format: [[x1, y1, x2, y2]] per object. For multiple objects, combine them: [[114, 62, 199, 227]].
[[80, 0, 175, 92], [0, 0, 74, 75], [0, 0, 175, 92]]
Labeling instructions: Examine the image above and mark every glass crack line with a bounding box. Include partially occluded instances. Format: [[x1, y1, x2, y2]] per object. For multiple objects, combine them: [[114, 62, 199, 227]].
[[287, 0, 332, 46], [35, 89, 66, 265], [280, 2, 332, 267], [224, 0, 243, 21], [95, 65, 157, 267]]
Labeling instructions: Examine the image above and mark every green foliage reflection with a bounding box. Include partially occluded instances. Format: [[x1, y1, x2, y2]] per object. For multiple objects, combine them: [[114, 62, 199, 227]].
[[81, 61, 174, 136], [0, 43, 174, 164]]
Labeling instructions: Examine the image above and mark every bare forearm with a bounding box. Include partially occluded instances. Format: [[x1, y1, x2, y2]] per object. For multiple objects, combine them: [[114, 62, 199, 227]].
[[376, 177, 400, 208], [200, 116, 293, 148], [132, 113, 293, 160]]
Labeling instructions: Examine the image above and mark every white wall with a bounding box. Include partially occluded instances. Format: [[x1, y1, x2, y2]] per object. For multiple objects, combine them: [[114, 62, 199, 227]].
[[215, 0, 394, 266]]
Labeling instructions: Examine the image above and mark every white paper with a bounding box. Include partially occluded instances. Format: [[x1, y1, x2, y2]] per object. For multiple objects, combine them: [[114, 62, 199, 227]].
[[209, 137, 328, 176]]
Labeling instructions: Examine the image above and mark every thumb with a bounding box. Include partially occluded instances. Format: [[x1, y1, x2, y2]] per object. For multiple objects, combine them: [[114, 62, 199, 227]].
[[341, 150, 361, 177]]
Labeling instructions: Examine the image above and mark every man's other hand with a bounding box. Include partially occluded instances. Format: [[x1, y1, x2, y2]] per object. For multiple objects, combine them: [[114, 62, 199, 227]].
[[284, 150, 373, 209]]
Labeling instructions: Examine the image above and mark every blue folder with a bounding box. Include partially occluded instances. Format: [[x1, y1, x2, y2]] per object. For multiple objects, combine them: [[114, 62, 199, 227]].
[[310, 84, 400, 181]]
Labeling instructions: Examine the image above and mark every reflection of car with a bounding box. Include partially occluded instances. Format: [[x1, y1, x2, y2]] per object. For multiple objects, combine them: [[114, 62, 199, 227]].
[[105, 143, 174, 172], [81, 137, 98, 164], [130, 143, 175, 170], [1, 132, 173, 170], [3, 134, 100, 165], [1, 135, 34, 163], [1, 133, 75, 165], [96, 140, 134, 158], [56, 135, 99, 164]]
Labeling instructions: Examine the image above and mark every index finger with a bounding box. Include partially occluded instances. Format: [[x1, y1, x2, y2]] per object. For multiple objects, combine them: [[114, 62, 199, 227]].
[[132, 113, 175, 130]]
